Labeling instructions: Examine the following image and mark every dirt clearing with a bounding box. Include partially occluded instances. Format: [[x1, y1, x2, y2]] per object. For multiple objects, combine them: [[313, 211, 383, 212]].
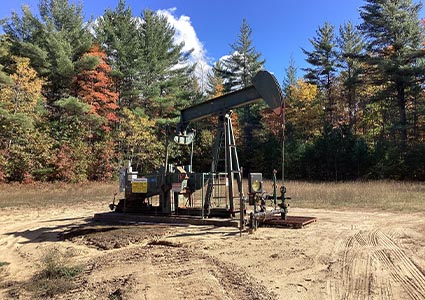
[[0, 202, 424, 299]]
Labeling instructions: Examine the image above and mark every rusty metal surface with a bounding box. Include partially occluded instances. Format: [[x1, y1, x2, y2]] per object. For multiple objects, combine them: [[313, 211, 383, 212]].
[[260, 215, 317, 229], [177, 207, 239, 218], [93, 212, 239, 228], [93, 212, 315, 230]]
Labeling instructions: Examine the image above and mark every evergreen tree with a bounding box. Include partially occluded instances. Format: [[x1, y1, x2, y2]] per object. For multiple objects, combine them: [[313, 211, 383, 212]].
[[2, 5, 51, 77], [282, 56, 298, 96], [189, 63, 225, 171], [95, 0, 141, 108], [3, 0, 95, 102], [206, 61, 225, 97], [218, 19, 265, 92], [302, 22, 339, 126], [281, 56, 298, 140], [338, 21, 365, 130], [138, 9, 195, 122], [216, 19, 265, 174], [359, 0, 424, 150], [281, 56, 298, 143], [96, 4, 196, 170], [0, 35, 13, 85], [40, 0, 95, 100]]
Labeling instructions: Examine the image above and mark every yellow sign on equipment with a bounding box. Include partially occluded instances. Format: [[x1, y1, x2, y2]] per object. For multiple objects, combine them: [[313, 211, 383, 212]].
[[132, 178, 148, 193]]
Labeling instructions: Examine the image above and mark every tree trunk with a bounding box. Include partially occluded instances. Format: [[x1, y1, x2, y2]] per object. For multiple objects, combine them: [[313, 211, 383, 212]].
[[348, 87, 354, 129], [396, 83, 407, 151], [412, 93, 418, 140]]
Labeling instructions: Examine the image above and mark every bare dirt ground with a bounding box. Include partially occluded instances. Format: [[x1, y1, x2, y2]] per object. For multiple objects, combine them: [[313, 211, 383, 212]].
[[1, 201, 425, 300]]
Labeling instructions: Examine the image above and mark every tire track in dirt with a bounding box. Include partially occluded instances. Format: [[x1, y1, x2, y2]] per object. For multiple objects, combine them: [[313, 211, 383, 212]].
[[0, 219, 53, 280], [371, 230, 425, 300], [0, 212, 95, 288], [63, 239, 277, 300], [329, 229, 425, 300], [200, 254, 277, 300], [146, 244, 277, 300]]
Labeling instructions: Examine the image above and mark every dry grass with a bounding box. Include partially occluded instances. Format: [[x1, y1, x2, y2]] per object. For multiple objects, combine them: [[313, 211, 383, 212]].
[[0, 180, 423, 212], [263, 180, 425, 212], [5, 247, 84, 299], [22, 247, 83, 298], [0, 181, 118, 209]]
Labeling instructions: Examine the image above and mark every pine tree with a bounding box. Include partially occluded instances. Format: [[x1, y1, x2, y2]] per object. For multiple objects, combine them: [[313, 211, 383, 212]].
[[204, 62, 241, 142], [2, 4, 51, 78], [3, 0, 96, 102], [302, 22, 339, 126], [359, 0, 424, 150], [337, 21, 365, 130], [282, 56, 298, 96], [218, 19, 265, 92], [138, 9, 195, 122], [94, 0, 141, 108], [206, 61, 225, 97], [281, 56, 298, 139], [41, 0, 95, 100], [216, 19, 265, 173], [0, 35, 13, 85], [418, 19, 425, 142]]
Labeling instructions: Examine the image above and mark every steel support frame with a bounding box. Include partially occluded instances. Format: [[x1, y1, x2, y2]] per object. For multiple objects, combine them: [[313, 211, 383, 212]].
[[204, 112, 243, 218]]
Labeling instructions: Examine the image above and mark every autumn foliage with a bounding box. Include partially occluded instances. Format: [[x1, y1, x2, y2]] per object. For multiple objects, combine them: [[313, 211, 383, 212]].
[[0, 0, 424, 183], [74, 45, 119, 132]]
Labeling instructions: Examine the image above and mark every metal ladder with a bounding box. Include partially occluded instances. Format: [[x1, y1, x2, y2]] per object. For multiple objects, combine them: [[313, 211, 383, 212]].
[[204, 112, 243, 217]]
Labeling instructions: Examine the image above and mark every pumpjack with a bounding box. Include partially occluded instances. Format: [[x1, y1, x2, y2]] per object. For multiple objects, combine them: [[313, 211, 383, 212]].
[[109, 70, 295, 230]]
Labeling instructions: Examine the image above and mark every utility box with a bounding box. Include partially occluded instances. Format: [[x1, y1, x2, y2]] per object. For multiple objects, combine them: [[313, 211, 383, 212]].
[[248, 173, 263, 194]]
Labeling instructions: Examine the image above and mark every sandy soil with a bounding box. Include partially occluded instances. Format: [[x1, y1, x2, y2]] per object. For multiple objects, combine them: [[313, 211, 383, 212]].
[[0, 202, 425, 300]]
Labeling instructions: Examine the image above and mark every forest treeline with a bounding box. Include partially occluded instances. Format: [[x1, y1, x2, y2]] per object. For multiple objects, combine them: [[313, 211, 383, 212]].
[[0, 0, 424, 183]]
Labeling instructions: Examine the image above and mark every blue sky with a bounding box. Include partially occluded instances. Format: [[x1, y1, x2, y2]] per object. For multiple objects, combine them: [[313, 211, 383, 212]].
[[1, 0, 424, 85]]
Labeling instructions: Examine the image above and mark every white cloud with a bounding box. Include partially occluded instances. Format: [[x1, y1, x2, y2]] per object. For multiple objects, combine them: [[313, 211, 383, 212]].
[[156, 8, 212, 91]]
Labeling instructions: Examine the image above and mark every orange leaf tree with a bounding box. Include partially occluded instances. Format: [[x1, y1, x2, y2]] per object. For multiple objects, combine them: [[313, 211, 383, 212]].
[[74, 44, 119, 133]]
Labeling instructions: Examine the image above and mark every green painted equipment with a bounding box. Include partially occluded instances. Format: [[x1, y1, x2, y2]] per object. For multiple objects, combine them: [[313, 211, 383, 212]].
[[110, 70, 291, 230]]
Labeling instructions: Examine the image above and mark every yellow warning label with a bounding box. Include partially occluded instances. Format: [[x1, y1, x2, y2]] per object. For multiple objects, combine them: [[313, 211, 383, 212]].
[[132, 178, 148, 193]]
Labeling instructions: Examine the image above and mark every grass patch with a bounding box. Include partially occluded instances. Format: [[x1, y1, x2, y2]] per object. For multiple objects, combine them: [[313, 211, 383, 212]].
[[263, 180, 425, 212], [0, 181, 118, 209], [0, 261, 10, 267], [0, 261, 12, 290], [0, 180, 423, 212], [38, 248, 83, 279], [108, 289, 124, 300], [23, 247, 84, 298]]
